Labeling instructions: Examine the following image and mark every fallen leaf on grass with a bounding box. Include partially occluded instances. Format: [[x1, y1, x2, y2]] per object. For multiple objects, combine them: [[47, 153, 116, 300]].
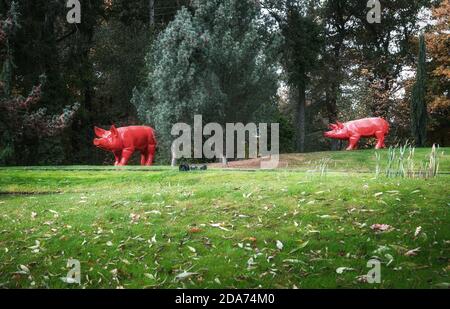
[[61, 277, 78, 284], [210, 223, 230, 232], [145, 210, 161, 215], [48, 209, 59, 218], [414, 226, 422, 237], [373, 245, 390, 254], [283, 259, 305, 264], [435, 282, 450, 288], [385, 254, 394, 266], [151, 234, 157, 243], [188, 227, 202, 233], [19, 265, 30, 274], [370, 224, 393, 233], [276, 240, 283, 250], [28, 240, 41, 253], [144, 273, 155, 280], [405, 247, 420, 257], [175, 271, 198, 281], [336, 267, 354, 274], [187, 246, 196, 253], [247, 257, 257, 269], [289, 241, 309, 254], [243, 192, 253, 199], [356, 275, 368, 283], [129, 213, 140, 224]]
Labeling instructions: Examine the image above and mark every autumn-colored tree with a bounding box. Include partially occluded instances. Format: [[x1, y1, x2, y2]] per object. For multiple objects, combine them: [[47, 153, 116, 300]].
[[426, 0, 450, 145], [0, 2, 79, 165]]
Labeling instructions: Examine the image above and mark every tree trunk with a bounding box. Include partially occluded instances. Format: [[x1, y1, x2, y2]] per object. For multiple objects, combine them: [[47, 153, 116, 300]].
[[326, 86, 339, 150], [296, 84, 306, 153], [149, 0, 155, 27]]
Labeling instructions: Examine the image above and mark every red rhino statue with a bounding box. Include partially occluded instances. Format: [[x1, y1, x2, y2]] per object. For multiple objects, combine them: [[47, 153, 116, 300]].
[[324, 117, 389, 150], [93, 125, 157, 166]]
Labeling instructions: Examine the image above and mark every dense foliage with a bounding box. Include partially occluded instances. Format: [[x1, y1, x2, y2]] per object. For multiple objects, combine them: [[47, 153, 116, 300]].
[[0, 0, 448, 165]]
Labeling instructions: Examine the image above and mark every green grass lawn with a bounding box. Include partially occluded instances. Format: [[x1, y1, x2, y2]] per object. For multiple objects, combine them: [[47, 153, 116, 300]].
[[0, 149, 449, 288]]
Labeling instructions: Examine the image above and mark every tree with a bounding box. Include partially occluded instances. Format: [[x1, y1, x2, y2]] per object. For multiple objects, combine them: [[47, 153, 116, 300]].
[[411, 34, 427, 147], [282, 3, 322, 153], [133, 0, 280, 160], [262, 0, 322, 153], [426, 0, 450, 146], [0, 2, 79, 165]]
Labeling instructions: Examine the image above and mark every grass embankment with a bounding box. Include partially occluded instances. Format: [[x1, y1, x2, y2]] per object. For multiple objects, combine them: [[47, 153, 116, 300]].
[[0, 149, 449, 288]]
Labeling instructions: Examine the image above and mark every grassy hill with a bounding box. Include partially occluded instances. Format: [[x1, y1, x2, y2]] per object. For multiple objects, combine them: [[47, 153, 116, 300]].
[[210, 147, 450, 172], [0, 148, 449, 288]]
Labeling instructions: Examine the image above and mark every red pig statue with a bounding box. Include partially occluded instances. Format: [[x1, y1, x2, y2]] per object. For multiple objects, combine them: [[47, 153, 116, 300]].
[[93, 125, 157, 166], [324, 117, 389, 150]]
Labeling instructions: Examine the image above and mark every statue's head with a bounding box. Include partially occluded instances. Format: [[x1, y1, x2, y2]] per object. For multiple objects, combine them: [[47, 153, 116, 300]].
[[93, 125, 122, 151], [324, 121, 348, 140]]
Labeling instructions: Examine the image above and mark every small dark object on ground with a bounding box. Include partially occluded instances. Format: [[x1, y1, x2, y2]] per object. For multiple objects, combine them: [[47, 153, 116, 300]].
[[179, 164, 207, 172], [179, 164, 190, 172]]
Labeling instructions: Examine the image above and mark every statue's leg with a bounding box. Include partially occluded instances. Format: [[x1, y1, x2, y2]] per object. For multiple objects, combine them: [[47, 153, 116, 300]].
[[113, 151, 122, 166], [375, 131, 385, 149], [140, 151, 148, 166], [346, 136, 360, 150], [118, 148, 135, 166], [145, 144, 156, 166]]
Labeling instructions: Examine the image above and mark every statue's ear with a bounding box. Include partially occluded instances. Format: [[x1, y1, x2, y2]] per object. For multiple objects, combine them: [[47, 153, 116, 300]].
[[336, 121, 344, 129], [110, 125, 119, 137], [329, 124, 338, 130], [94, 126, 107, 137]]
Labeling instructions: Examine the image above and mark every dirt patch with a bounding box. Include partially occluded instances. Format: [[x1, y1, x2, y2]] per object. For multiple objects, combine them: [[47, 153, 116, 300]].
[[0, 191, 62, 196], [209, 157, 290, 169]]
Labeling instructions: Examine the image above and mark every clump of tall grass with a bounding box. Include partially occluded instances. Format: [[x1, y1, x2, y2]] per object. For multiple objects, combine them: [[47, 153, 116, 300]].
[[377, 143, 441, 179], [317, 158, 330, 178], [375, 151, 381, 177], [307, 158, 331, 179], [417, 144, 440, 178]]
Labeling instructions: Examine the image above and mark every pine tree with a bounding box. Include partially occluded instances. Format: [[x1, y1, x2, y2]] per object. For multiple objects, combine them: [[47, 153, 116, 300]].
[[132, 0, 280, 160], [410, 34, 428, 147]]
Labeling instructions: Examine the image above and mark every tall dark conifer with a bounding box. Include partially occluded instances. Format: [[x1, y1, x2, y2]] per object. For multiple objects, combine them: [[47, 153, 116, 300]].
[[411, 34, 428, 147]]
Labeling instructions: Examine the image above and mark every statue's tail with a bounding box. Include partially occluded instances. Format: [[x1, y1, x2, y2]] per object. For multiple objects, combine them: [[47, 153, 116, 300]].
[[149, 127, 157, 147]]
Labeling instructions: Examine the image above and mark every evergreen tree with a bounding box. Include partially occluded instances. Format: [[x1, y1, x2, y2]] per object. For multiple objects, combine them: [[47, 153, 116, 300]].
[[133, 0, 280, 160], [411, 34, 428, 147]]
